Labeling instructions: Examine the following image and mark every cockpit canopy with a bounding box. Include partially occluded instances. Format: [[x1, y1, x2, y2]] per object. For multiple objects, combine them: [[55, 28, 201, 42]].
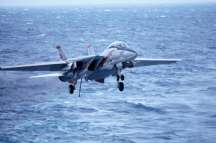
[[107, 41, 129, 50]]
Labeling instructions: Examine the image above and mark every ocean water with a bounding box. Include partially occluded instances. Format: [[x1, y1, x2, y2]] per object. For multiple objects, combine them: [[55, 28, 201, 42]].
[[0, 4, 216, 143]]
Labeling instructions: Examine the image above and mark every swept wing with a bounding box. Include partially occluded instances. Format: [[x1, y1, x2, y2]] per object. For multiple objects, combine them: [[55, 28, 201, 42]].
[[0, 55, 102, 71], [133, 58, 181, 67]]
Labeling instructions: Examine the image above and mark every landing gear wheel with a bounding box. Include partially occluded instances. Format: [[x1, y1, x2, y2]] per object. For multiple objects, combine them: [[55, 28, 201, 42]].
[[117, 75, 120, 81], [118, 82, 124, 92], [69, 85, 75, 94], [117, 75, 124, 81], [120, 75, 124, 81]]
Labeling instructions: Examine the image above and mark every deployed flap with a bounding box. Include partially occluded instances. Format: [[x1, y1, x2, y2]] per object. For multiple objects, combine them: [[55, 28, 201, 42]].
[[30, 73, 63, 78], [133, 58, 181, 67]]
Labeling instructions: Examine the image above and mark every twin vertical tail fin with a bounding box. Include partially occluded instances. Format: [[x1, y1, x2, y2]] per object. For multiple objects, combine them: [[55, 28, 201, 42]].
[[55, 45, 67, 62], [86, 44, 95, 56], [55, 43, 95, 61]]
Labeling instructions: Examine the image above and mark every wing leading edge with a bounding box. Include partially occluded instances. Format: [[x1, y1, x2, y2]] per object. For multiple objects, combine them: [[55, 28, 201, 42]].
[[133, 58, 181, 67], [0, 55, 104, 72], [0, 61, 67, 71]]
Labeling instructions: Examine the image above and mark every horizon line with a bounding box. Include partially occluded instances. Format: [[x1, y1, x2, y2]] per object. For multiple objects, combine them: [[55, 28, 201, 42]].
[[1, 2, 216, 8]]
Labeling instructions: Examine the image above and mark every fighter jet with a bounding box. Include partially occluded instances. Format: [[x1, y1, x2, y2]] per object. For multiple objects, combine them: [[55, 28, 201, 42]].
[[0, 41, 181, 96]]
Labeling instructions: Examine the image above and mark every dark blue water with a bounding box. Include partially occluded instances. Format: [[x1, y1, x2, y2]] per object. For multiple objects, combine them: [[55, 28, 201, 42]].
[[0, 5, 216, 143]]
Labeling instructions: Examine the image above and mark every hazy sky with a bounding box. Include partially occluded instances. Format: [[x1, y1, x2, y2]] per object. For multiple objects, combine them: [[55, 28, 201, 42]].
[[1, 0, 216, 6]]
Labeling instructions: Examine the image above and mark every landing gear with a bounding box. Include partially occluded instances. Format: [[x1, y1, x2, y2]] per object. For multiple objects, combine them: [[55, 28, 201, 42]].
[[118, 82, 124, 91], [117, 75, 124, 81], [120, 75, 124, 81], [117, 74, 125, 92], [69, 85, 75, 94], [68, 80, 77, 95], [68, 78, 83, 97]]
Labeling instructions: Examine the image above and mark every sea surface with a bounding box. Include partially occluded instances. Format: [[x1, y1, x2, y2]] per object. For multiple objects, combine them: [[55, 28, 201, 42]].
[[0, 4, 216, 143]]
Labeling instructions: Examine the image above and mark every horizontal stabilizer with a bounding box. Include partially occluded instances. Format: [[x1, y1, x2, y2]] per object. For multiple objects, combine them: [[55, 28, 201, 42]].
[[30, 73, 63, 78]]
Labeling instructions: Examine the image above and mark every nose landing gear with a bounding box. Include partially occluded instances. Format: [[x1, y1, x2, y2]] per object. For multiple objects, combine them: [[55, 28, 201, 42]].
[[118, 82, 124, 91], [117, 74, 125, 92]]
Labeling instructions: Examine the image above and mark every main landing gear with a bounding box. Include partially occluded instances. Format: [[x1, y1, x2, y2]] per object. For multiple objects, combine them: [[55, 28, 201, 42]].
[[69, 85, 75, 94], [68, 78, 83, 97], [68, 80, 76, 94], [117, 74, 124, 91]]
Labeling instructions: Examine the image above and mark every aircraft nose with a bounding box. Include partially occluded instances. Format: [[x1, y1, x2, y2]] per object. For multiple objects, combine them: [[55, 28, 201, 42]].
[[121, 48, 137, 61], [127, 49, 137, 59], [131, 50, 138, 58]]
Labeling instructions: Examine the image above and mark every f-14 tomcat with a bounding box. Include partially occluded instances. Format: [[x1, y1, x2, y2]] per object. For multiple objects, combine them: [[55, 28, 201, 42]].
[[0, 41, 180, 96]]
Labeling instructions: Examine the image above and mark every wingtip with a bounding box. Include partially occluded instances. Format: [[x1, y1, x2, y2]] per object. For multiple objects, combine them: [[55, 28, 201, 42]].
[[175, 59, 182, 62]]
